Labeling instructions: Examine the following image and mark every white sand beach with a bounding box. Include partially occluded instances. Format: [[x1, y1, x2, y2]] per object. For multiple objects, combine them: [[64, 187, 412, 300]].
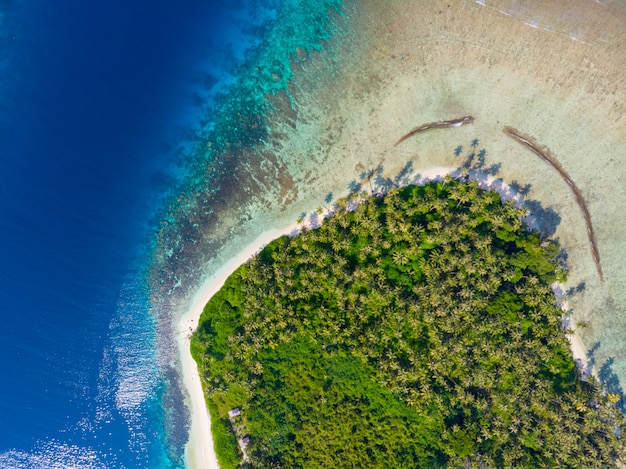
[[179, 226, 300, 469]]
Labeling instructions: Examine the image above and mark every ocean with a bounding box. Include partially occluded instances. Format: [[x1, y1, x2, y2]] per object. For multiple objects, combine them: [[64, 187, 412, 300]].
[[0, 1, 279, 467], [2, 0, 626, 467]]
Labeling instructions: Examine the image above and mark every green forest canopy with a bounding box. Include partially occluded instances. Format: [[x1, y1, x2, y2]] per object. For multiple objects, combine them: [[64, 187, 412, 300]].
[[192, 177, 626, 468]]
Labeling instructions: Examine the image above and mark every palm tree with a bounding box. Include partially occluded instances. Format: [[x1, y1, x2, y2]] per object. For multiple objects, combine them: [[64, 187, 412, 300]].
[[392, 251, 409, 266]]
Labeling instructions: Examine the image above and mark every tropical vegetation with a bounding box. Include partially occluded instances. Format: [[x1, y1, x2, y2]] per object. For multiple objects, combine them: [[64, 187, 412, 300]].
[[192, 177, 626, 468]]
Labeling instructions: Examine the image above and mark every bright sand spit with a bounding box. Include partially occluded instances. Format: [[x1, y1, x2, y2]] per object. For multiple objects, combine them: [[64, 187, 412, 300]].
[[179, 1, 626, 465]]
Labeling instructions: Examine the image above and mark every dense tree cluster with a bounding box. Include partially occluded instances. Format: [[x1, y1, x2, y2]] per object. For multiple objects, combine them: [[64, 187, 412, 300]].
[[192, 178, 626, 468]]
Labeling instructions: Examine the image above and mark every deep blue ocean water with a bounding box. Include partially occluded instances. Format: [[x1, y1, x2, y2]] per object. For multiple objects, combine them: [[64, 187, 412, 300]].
[[0, 1, 278, 467]]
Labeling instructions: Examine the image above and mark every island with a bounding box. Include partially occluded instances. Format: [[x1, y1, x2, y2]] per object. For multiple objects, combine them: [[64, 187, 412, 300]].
[[191, 177, 625, 467]]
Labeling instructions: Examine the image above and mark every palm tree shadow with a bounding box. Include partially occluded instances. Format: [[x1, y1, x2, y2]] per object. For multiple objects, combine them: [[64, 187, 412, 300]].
[[599, 357, 625, 411], [565, 281, 586, 297], [373, 166, 394, 193], [394, 161, 415, 187], [523, 200, 561, 238], [510, 180, 532, 197], [587, 342, 625, 411], [586, 341, 601, 371]]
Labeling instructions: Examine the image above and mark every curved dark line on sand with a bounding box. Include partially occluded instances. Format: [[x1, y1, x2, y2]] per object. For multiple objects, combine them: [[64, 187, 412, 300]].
[[394, 116, 475, 147], [503, 126, 603, 282]]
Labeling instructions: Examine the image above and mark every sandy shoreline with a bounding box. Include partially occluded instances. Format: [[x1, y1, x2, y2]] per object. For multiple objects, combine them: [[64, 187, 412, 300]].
[[178, 166, 592, 468], [179, 225, 300, 469], [557, 292, 591, 380], [568, 332, 590, 379]]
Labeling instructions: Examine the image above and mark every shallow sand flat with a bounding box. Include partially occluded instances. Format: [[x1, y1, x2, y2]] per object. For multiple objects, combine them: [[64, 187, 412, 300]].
[[178, 0, 626, 460]]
